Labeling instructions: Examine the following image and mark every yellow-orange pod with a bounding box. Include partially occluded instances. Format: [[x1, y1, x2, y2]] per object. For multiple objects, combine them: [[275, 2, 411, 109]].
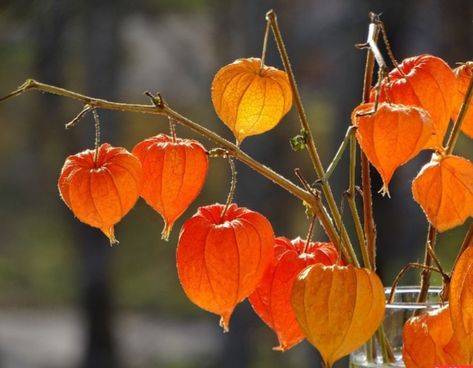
[[291, 264, 385, 368], [211, 57, 292, 143]]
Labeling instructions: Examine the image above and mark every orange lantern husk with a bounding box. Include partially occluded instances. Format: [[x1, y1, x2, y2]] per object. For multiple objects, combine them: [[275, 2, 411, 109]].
[[132, 134, 208, 240], [58, 143, 143, 244], [176, 203, 274, 331], [291, 264, 385, 367], [211, 57, 292, 143], [412, 154, 473, 232], [249, 237, 339, 351], [352, 102, 432, 195], [451, 63, 473, 138], [449, 244, 473, 363], [371, 54, 457, 150], [403, 305, 466, 367]]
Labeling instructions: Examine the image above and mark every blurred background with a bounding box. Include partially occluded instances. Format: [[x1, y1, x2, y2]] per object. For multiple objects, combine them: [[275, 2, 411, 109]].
[[0, 0, 471, 367]]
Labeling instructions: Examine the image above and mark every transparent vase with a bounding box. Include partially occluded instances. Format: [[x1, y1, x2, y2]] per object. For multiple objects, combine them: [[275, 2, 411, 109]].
[[349, 286, 443, 367]]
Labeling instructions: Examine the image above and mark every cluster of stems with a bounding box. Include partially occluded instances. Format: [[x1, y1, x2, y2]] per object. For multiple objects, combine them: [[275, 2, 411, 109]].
[[1, 10, 473, 365]]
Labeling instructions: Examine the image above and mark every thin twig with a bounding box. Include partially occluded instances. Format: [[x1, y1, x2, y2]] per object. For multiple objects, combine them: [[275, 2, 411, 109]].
[[427, 244, 448, 279], [417, 225, 438, 303], [92, 109, 101, 164], [303, 215, 317, 254], [294, 168, 350, 263], [346, 133, 370, 269], [452, 221, 473, 271], [379, 22, 404, 77], [359, 12, 382, 270], [445, 64, 473, 154], [221, 156, 237, 219], [388, 262, 442, 304], [169, 118, 177, 142], [266, 10, 356, 263], [65, 104, 93, 129], [0, 78, 345, 247], [319, 125, 357, 184], [260, 19, 271, 67]]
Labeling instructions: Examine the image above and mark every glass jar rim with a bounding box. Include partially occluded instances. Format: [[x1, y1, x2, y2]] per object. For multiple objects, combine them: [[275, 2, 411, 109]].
[[384, 285, 444, 310]]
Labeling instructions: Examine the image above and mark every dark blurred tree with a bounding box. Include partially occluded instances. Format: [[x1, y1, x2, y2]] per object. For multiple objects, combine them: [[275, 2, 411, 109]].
[[78, 0, 122, 367]]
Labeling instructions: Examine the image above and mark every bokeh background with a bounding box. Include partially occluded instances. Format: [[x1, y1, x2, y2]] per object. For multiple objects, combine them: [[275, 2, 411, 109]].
[[0, 0, 471, 367]]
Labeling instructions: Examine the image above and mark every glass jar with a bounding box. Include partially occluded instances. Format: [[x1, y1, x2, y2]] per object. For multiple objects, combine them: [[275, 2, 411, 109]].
[[349, 286, 443, 367]]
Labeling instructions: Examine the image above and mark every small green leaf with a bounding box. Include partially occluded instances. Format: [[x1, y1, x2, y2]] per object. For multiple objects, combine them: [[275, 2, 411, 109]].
[[289, 129, 308, 151]]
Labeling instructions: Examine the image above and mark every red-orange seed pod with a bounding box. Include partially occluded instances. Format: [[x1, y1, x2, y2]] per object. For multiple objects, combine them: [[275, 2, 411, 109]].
[[132, 134, 208, 240], [58, 143, 142, 244], [176, 203, 274, 331]]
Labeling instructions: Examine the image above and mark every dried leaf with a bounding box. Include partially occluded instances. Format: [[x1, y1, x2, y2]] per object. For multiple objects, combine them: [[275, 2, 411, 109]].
[[249, 237, 339, 351], [412, 154, 473, 232], [176, 203, 274, 331], [403, 305, 466, 367], [291, 264, 385, 367], [352, 102, 432, 195], [372, 54, 456, 149], [211, 58, 292, 143]]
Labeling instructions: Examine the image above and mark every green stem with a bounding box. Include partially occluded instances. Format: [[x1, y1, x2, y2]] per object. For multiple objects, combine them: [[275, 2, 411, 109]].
[[92, 109, 101, 164], [266, 10, 358, 265], [322, 125, 357, 183], [347, 133, 370, 269], [445, 64, 473, 154]]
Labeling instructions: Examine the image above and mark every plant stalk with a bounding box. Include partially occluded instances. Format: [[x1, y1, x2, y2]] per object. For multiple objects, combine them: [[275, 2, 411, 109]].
[[359, 13, 382, 271], [266, 10, 357, 264], [417, 225, 438, 303], [445, 64, 473, 155], [0, 79, 344, 247]]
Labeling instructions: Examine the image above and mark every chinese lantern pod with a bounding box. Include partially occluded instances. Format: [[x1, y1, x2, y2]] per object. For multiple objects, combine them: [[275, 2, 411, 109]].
[[176, 203, 274, 331], [450, 245, 473, 363], [58, 143, 143, 244], [211, 57, 293, 143], [451, 63, 473, 138], [403, 305, 466, 368], [352, 102, 432, 195], [132, 134, 208, 240], [291, 264, 385, 367], [412, 154, 473, 232], [372, 54, 457, 149], [249, 237, 339, 351]]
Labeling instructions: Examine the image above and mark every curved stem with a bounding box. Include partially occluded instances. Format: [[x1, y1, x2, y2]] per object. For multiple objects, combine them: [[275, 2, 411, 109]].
[[0, 79, 344, 247], [388, 262, 441, 304]]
